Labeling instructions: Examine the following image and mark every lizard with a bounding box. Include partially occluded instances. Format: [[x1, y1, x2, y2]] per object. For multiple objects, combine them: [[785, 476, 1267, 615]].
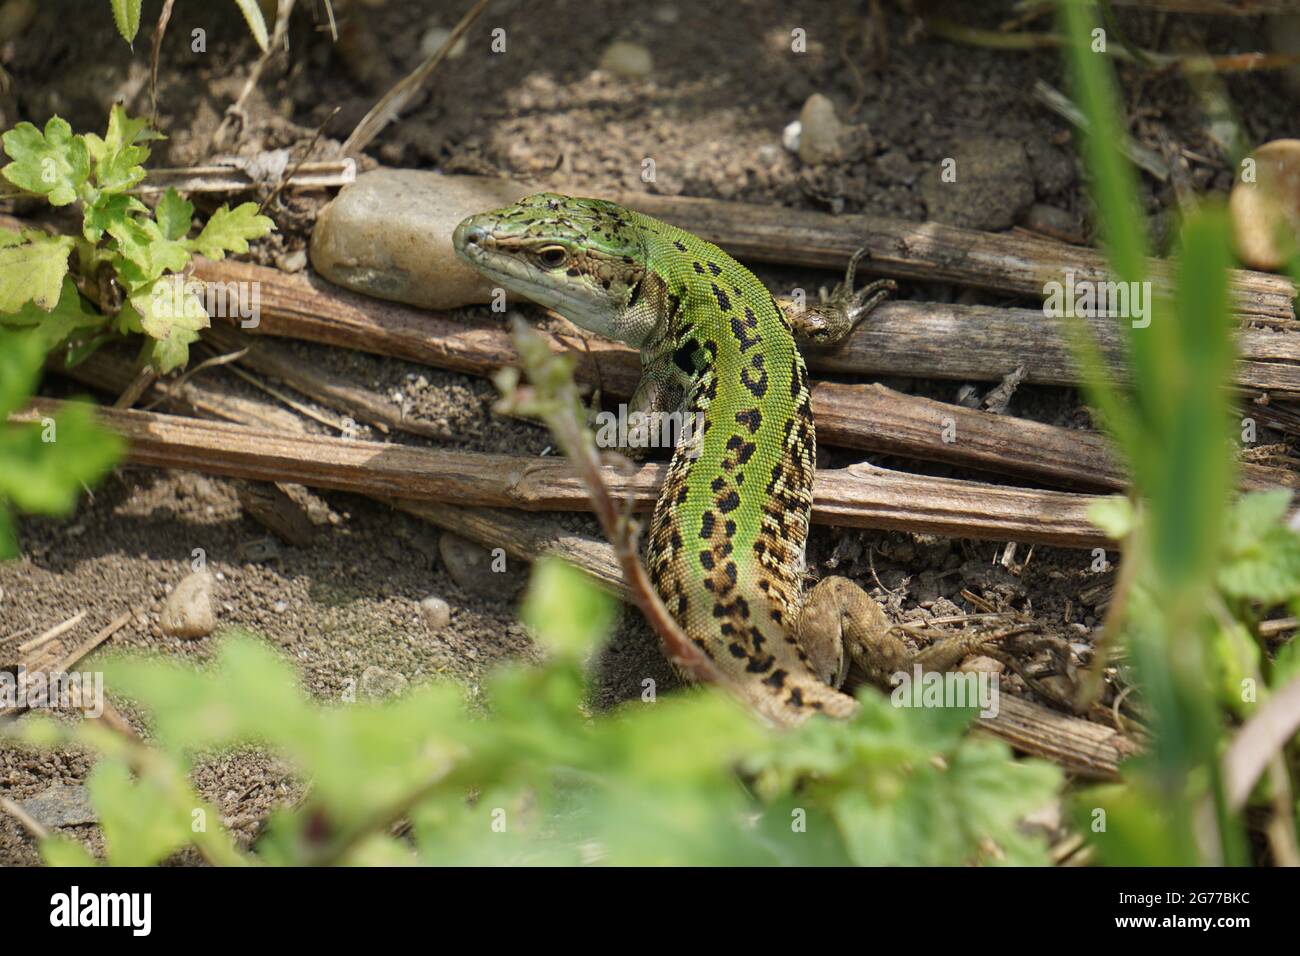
[[454, 193, 991, 726]]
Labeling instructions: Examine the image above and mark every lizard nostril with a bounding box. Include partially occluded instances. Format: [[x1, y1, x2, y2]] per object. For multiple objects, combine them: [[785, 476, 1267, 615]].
[[463, 226, 486, 246]]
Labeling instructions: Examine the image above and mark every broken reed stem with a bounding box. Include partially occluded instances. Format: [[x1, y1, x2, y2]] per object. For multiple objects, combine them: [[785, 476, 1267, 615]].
[[12, 397, 1117, 548], [495, 319, 720, 684]]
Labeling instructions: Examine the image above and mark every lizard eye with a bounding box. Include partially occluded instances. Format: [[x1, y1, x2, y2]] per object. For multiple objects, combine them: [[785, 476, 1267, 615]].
[[538, 246, 567, 268]]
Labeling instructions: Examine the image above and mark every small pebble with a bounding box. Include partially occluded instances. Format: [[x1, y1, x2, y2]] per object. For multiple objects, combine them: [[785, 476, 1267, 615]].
[[277, 248, 307, 273], [159, 570, 216, 639], [797, 94, 846, 165], [360, 665, 409, 700], [781, 119, 802, 155], [1229, 139, 1300, 271], [420, 26, 467, 59], [420, 595, 451, 630], [599, 41, 653, 78]]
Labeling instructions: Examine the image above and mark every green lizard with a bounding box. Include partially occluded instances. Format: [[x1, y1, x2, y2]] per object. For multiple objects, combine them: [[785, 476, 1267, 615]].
[[454, 193, 988, 725]]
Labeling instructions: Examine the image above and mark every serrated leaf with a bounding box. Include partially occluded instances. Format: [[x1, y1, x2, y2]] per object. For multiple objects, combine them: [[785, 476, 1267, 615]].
[[109, 0, 142, 44], [84, 105, 159, 193], [0, 278, 105, 350], [747, 692, 1061, 866], [232, 0, 271, 53], [88, 760, 193, 866], [1, 117, 89, 206], [188, 202, 274, 260], [1227, 489, 1292, 549], [1218, 490, 1300, 604], [129, 276, 209, 373], [155, 187, 194, 241], [0, 328, 45, 417], [108, 216, 191, 290], [0, 233, 73, 312], [83, 192, 148, 243]]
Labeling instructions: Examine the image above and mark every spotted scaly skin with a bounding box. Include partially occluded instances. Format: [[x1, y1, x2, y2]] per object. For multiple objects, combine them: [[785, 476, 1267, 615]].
[[454, 194, 961, 725]]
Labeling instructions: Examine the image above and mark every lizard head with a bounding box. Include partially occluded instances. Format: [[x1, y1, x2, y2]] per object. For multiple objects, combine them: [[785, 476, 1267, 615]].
[[453, 193, 650, 342]]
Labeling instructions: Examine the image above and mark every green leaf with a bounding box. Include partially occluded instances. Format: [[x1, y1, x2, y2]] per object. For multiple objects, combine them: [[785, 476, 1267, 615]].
[[0, 277, 105, 350], [747, 692, 1062, 866], [1, 116, 90, 206], [232, 0, 271, 53], [1088, 495, 1134, 540], [188, 202, 275, 260], [40, 836, 97, 867], [521, 558, 617, 657], [155, 188, 194, 241], [127, 275, 209, 373], [108, 215, 190, 290], [109, 0, 142, 44], [83, 104, 160, 194], [87, 760, 194, 866], [0, 506, 14, 561], [0, 399, 123, 513], [1076, 782, 1200, 866], [1227, 489, 1292, 547], [0, 233, 73, 312], [1218, 491, 1300, 604], [83, 192, 149, 243], [0, 328, 44, 417]]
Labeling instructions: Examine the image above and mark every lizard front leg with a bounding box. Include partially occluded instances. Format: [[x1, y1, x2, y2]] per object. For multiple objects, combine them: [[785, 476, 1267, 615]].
[[789, 247, 897, 347], [614, 358, 689, 460], [797, 576, 998, 691]]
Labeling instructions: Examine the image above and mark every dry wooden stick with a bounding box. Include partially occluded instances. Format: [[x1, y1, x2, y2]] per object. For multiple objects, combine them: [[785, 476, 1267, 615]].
[[595, 190, 1296, 325], [53, 612, 132, 675], [194, 259, 1300, 394], [12, 398, 1114, 549], [190, 259, 1300, 487], [134, 161, 356, 195], [16, 611, 87, 656], [61, 349, 311, 436], [0, 796, 50, 843], [391, 500, 630, 598]]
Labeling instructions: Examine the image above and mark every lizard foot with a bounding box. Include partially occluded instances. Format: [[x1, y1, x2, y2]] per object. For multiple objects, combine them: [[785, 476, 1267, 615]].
[[791, 247, 896, 347], [797, 576, 999, 692]]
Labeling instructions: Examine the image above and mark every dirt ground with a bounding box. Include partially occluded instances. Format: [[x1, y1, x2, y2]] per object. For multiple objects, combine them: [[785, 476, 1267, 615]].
[[1, 0, 1296, 865]]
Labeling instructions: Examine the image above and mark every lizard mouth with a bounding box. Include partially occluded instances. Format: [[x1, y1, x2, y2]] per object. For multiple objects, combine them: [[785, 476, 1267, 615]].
[[454, 218, 540, 289]]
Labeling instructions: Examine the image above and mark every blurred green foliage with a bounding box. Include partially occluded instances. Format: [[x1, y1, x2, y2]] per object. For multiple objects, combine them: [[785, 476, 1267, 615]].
[[1058, 0, 1300, 865], [0, 329, 122, 558], [7, 559, 1061, 866]]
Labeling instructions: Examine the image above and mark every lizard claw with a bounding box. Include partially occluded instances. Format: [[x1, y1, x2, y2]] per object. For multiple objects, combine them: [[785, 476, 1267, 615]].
[[793, 246, 897, 347]]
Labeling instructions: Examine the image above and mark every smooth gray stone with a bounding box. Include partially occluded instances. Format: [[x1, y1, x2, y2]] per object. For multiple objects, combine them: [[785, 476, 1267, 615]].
[[310, 169, 528, 310]]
